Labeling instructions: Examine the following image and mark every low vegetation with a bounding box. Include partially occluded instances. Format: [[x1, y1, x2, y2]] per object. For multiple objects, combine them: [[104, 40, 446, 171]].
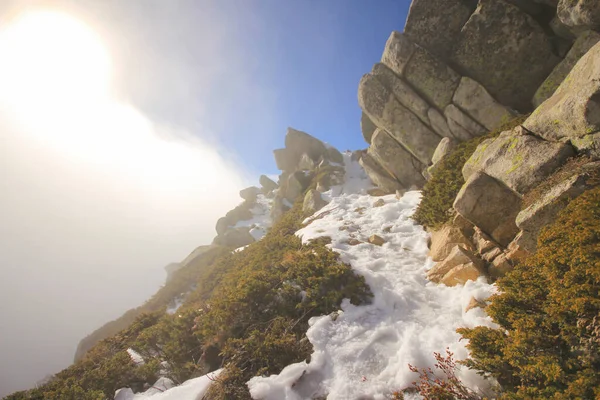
[[458, 186, 600, 399], [5, 197, 372, 399], [413, 115, 528, 229]]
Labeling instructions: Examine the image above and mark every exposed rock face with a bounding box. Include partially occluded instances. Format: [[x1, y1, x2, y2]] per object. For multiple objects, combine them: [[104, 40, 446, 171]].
[[369, 129, 426, 189], [451, 0, 561, 111], [403, 0, 476, 61], [358, 73, 441, 165], [524, 41, 600, 141], [441, 262, 485, 286], [361, 112, 377, 144], [463, 128, 575, 195], [533, 30, 600, 107], [452, 77, 517, 131], [303, 189, 328, 214], [558, 0, 600, 31], [380, 31, 415, 76], [428, 108, 453, 138], [454, 171, 522, 247], [285, 128, 328, 166], [259, 175, 278, 192]]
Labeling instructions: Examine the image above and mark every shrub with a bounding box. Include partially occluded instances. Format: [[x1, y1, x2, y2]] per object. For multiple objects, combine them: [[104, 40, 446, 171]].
[[413, 115, 528, 229], [458, 187, 600, 399]]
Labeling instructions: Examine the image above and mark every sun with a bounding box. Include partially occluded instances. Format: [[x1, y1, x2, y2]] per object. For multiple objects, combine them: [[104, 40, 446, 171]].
[[0, 10, 111, 113]]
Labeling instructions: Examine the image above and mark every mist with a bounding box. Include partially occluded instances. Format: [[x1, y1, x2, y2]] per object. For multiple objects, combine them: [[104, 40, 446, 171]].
[[0, 1, 265, 396]]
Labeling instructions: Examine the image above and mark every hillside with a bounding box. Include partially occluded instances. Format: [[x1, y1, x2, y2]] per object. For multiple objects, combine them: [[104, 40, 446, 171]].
[[5, 0, 600, 399]]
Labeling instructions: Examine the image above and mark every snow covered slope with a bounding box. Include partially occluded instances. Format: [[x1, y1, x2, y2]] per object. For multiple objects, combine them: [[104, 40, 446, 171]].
[[248, 164, 497, 399]]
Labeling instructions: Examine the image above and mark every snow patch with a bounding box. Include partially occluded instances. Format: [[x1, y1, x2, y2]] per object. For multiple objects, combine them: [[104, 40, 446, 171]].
[[248, 191, 497, 399], [116, 370, 223, 399], [234, 193, 273, 241], [126, 348, 144, 365]]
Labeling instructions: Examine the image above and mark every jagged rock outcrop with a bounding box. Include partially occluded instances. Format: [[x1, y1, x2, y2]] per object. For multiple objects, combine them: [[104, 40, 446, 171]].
[[259, 174, 279, 192], [303, 189, 328, 214], [558, 0, 600, 31]]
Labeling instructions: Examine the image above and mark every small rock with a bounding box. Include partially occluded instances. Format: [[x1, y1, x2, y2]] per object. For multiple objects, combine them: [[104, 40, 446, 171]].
[[482, 247, 503, 263], [441, 263, 486, 286], [429, 226, 474, 262], [428, 245, 484, 282], [346, 238, 362, 246], [395, 190, 405, 200], [373, 199, 385, 207], [489, 253, 514, 279], [465, 297, 487, 313], [383, 226, 392, 233], [367, 188, 389, 197], [368, 235, 386, 246]]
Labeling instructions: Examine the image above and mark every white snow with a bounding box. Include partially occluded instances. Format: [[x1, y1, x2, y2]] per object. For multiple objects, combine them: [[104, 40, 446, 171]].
[[166, 296, 184, 315], [247, 187, 497, 399], [115, 370, 223, 400], [234, 193, 273, 241]]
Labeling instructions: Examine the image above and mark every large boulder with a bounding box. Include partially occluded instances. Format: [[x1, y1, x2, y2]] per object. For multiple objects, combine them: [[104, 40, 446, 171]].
[[326, 146, 344, 165], [452, 0, 561, 111], [516, 162, 600, 250], [463, 128, 575, 195], [445, 104, 487, 138], [403, 42, 462, 111], [558, 0, 600, 31], [303, 189, 328, 215], [371, 63, 430, 124], [431, 137, 457, 166], [273, 148, 296, 172], [240, 186, 260, 202], [285, 128, 328, 166], [381, 31, 416, 77], [359, 151, 405, 193], [453, 171, 522, 247], [361, 112, 377, 144], [441, 263, 486, 286], [358, 73, 441, 165], [523, 41, 600, 141], [213, 227, 255, 248], [428, 108, 453, 138], [403, 0, 476, 61], [429, 225, 474, 262], [282, 172, 309, 202], [427, 245, 484, 283], [259, 175, 278, 192], [452, 77, 517, 131], [533, 30, 600, 107], [369, 129, 426, 189]]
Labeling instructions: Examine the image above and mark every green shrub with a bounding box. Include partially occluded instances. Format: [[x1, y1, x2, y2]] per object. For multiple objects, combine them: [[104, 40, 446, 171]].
[[413, 115, 528, 229], [458, 186, 600, 399]]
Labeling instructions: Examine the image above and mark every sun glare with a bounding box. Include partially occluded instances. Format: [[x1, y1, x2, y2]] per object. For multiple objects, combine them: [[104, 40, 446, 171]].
[[0, 10, 111, 112]]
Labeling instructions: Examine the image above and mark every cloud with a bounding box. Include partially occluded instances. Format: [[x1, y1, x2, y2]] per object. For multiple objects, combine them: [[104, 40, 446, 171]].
[[0, 6, 254, 396]]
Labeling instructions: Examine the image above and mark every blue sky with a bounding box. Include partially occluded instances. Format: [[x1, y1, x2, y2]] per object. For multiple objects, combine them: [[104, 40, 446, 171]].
[[79, 0, 412, 175]]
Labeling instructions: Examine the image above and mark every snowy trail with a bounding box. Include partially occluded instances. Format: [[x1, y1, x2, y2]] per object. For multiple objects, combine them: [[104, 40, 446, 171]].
[[248, 190, 497, 400]]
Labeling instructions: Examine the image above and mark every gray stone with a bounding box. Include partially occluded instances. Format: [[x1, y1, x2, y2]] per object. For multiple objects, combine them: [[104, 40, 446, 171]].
[[298, 153, 316, 171], [285, 128, 328, 165], [427, 245, 484, 283], [239, 186, 260, 202], [453, 172, 522, 247], [216, 217, 230, 236], [303, 189, 328, 215], [447, 117, 475, 142], [213, 227, 255, 248], [452, 0, 561, 111], [371, 63, 430, 124], [361, 112, 377, 144], [442, 262, 486, 286], [381, 31, 416, 77], [326, 146, 344, 165], [431, 137, 458, 166], [283, 173, 305, 202], [524, 42, 600, 141], [358, 73, 442, 164], [273, 148, 295, 171], [515, 165, 598, 250], [369, 234, 386, 246], [359, 151, 405, 194], [463, 129, 575, 195], [453, 77, 517, 131], [429, 225, 474, 262], [404, 43, 462, 111], [445, 104, 487, 138], [558, 0, 600, 30], [428, 108, 453, 138], [403, 0, 476, 60], [259, 175, 278, 192], [369, 129, 426, 189], [534, 30, 600, 107]]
